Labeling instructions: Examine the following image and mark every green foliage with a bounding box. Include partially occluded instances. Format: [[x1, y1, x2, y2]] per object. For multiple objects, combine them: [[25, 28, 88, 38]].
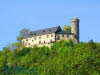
[[16, 36, 23, 42], [19, 28, 30, 38], [7, 43, 17, 51], [63, 25, 71, 32], [0, 40, 100, 75], [16, 28, 30, 49], [87, 40, 96, 50]]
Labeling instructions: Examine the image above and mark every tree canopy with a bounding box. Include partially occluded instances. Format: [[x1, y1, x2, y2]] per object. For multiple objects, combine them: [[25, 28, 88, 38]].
[[63, 25, 71, 32], [17, 28, 30, 42], [0, 40, 100, 74]]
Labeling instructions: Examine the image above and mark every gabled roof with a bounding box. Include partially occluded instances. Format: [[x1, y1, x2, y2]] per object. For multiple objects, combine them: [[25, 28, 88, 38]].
[[23, 26, 73, 39], [28, 26, 62, 37]]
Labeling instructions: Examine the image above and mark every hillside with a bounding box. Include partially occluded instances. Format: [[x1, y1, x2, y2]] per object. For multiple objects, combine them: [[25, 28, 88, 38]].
[[0, 40, 100, 75]]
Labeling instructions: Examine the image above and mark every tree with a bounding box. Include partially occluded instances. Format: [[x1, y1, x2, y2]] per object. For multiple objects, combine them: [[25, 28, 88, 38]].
[[16, 28, 30, 49], [19, 28, 30, 38], [7, 43, 17, 51], [63, 25, 71, 32], [88, 40, 96, 50], [17, 28, 30, 42]]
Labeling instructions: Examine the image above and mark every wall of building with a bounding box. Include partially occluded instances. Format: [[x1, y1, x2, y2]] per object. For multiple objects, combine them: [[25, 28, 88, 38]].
[[56, 34, 74, 42], [22, 33, 77, 47], [22, 33, 55, 47]]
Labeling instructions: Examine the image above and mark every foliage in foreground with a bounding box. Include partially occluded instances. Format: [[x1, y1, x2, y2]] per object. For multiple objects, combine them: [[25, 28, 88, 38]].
[[0, 40, 100, 75]]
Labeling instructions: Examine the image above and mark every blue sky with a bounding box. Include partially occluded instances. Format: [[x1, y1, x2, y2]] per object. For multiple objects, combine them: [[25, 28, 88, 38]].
[[0, 0, 100, 50]]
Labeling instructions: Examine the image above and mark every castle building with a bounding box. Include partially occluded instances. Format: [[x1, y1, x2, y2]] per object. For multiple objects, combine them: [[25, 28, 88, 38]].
[[22, 17, 80, 47]]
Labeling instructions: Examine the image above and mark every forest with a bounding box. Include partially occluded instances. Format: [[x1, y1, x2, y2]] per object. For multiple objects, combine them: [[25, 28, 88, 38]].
[[0, 39, 100, 75], [0, 27, 100, 75]]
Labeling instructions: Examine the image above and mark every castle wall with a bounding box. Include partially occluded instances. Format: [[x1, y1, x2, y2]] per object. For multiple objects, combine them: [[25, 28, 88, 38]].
[[56, 34, 74, 42], [22, 33, 55, 47], [22, 33, 76, 47]]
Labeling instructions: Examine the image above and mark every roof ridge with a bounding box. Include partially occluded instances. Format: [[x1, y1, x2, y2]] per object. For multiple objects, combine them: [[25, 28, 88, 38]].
[[31, 26, 60, 32]]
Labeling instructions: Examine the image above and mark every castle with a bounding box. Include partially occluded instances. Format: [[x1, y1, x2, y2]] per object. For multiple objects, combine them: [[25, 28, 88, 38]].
[[22, 17, 80, 47]]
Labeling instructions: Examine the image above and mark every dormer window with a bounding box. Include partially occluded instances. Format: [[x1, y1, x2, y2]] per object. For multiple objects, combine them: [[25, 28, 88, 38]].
[[31, 34, 33, 36], [49, 29, 51, 32], [43, 30, 45, 33], [29, 32, 33, 36], [34, 33, 36, 35]]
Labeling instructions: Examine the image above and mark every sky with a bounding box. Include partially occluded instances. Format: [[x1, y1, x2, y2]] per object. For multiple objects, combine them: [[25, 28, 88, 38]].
[[0, 0, 100, 50]]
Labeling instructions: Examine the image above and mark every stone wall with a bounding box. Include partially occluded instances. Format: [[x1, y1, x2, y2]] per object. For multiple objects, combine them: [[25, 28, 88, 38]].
[[22, 33, 55, 47], [22, 33, 75, 47]]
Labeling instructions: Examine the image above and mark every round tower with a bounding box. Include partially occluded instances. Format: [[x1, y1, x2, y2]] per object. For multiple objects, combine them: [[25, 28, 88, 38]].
[[71, 17, 80, 43]]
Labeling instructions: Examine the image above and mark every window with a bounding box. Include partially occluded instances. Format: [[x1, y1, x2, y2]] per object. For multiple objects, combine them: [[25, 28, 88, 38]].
[[57, 35, 60, 40], [29, 34, 31, 37], [34, 33, 36, 35], [39, 37, 41, 39], [29, 34, 33, 37], [51, 35, 53, 37], [67, 35, 69, 37], [43, 30, 45, 33], [28, 43, 30, 45], [26, 39, 28, 41], [62, 35, 64, 37], [39, 41, 41, 44], [49, 29, 51, 32], [44, 41, 45, 43], [47, 35, 49, 38], [50, 39, 52, 42], [34, 37, 36, 40], [75, 35, 76, 38]]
